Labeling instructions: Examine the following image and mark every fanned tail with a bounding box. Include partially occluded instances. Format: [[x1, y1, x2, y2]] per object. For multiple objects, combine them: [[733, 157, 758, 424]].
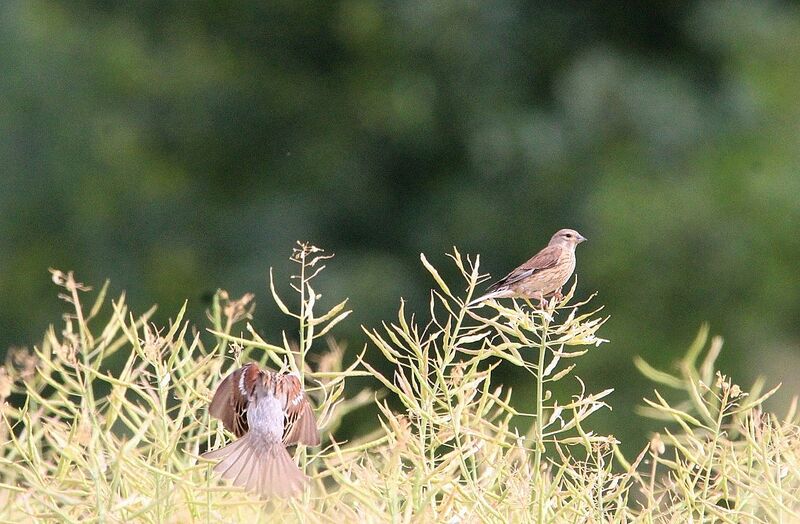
[[202, 434, 306, 498]]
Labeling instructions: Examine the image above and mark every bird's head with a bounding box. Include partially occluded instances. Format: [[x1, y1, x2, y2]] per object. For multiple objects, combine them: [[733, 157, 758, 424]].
[[549, 228, 587, 248]]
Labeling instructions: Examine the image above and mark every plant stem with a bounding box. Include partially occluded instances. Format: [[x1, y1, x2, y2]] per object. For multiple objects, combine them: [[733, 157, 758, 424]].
[[533, 314, 550, 523], [698, 386, 729, 522], [299, 252, 306, 382]]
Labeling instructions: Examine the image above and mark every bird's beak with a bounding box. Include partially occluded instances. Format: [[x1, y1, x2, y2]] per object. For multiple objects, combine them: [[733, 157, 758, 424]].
[[579, 235, 587, 243]]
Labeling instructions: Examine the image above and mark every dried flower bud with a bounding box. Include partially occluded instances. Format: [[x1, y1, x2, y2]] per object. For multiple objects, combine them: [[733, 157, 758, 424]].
[[10, 347, 38, 381], [649, 433, 665, 455], [50, 268, 67, 286], [228, 341, 243, 359], [729, 384, 742, 398], [54, 340, 78, 365], [222, 292, 255, 325]]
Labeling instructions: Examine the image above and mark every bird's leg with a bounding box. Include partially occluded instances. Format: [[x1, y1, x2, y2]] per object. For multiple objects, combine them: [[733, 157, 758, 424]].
[[530, 291, 546, 309], [553, 288, 564, 302]]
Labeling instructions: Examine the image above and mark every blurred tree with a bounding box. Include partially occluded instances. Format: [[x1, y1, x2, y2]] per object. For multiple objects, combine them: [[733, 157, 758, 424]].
[[1, 0, 798, 450]]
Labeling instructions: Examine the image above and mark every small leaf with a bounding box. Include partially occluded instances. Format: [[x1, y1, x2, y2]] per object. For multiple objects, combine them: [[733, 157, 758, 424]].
[[420, 253, 453, 298], [269, 268, 296, 317], [634, 356, 684, 389]]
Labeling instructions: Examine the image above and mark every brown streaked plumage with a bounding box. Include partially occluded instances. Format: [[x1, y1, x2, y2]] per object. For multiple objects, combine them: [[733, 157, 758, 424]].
[[472, 228, 587, 307], [202, 364, 320, 498]]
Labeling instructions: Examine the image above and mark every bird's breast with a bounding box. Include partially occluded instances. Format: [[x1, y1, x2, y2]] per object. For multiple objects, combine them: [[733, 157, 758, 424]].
[[246, 394, 285, 446], [554, 253, 576, 287]]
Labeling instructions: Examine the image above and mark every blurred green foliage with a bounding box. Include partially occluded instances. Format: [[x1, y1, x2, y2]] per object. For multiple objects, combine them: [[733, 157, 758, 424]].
[[1, 0, 799, 451]]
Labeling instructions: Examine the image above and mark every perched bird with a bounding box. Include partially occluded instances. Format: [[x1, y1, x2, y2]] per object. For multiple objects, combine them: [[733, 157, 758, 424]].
[[202, 364, 320, 498], [472, 228, 587, 307]]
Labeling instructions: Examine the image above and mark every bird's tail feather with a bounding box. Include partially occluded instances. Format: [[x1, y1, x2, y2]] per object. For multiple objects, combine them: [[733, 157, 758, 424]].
[[202, 434, 306, 498], [468, 289, 512, 307]]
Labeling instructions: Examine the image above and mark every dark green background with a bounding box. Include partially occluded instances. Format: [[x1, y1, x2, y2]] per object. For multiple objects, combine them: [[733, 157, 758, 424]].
[[2, 1, 799, 451]]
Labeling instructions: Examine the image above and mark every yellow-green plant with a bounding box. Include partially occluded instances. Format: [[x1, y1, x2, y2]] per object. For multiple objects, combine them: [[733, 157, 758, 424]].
[[635, 327, 799, 522], [0, 243, 797, 523]]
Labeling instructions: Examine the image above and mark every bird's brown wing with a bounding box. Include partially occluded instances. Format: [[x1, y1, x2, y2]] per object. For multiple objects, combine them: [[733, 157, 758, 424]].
[[281, 375, 321, 447], [208, 363, 260, 437], [486, 245, 563, 292]]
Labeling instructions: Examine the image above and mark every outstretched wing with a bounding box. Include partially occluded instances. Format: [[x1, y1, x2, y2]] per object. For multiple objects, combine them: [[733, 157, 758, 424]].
[[486, 245, 563, 292], [208, 363, 260, 437], [281, 375, 320, 447]]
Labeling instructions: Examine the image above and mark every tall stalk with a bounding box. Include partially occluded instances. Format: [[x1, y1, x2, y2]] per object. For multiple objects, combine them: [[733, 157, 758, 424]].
[[533, 314, 550, 523]]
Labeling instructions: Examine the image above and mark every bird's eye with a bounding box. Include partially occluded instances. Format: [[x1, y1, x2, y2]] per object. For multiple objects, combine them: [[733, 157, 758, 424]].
[[565, 233, 572, 238]]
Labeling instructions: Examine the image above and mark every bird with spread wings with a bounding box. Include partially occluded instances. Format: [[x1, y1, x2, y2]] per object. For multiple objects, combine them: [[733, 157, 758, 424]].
[[202, 363, 320, 498]]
